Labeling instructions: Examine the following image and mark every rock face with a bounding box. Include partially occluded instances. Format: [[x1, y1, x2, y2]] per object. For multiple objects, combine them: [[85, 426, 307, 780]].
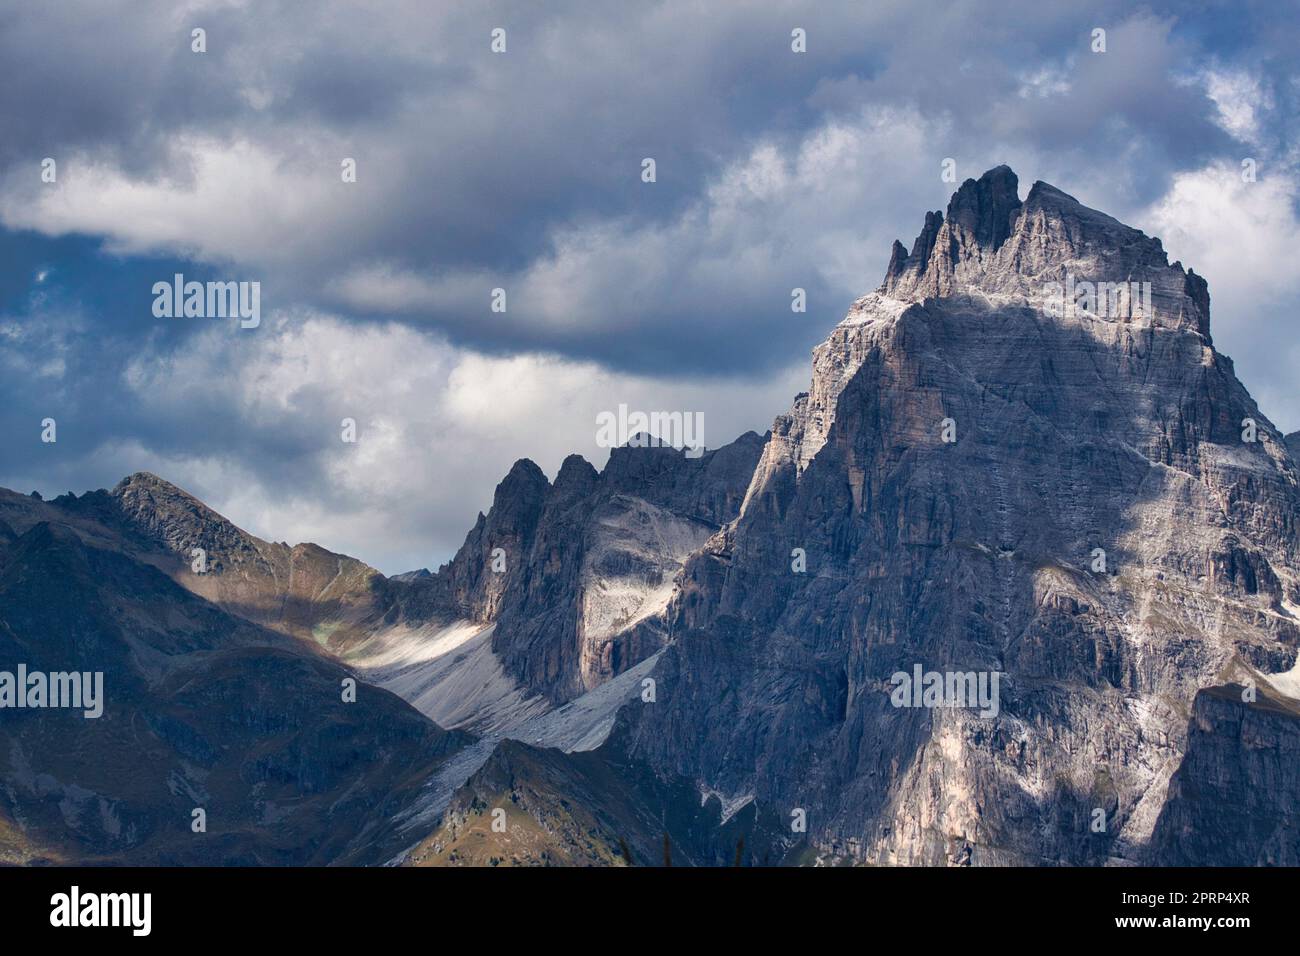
[[396, 433, 766, 704], [0, 435, 765, 864], [1149, 676, 1300, 866], [882, 166, 1211, 340], [613, 167, 1300, 865]]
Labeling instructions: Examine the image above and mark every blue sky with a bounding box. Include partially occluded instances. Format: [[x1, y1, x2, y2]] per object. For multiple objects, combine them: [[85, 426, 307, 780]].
[[3, 0, 1298, 573]]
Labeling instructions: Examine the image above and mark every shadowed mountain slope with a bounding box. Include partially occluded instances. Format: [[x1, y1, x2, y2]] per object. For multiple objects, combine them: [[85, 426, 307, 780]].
[[0, 497, 471, 865]]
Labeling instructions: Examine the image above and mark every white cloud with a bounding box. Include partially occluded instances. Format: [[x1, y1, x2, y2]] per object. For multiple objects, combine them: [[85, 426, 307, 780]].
[[1202, 68, 1271, 144], [1142, 162, 1300, 430], [1016, 65, 1072, 100], [1144, 163, 1300, 311], [1, 135, 365, 269]]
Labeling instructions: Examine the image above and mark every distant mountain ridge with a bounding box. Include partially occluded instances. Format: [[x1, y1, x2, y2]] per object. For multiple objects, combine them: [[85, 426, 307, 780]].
[[391, 432, 766, 703]]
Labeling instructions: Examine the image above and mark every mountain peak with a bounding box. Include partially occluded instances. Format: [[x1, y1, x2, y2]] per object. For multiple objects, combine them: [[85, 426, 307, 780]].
[[882, 165, 1022, 297], [945, 164, 1021, 252], [111, 471, 221, 525], [501, 457, 548, 488], [878, 165, 1210, 340], [1024, 178, 1079, 205], [114, 470, 190, 495], [107, 470, 268, 567], [553, 454, 600, 496]]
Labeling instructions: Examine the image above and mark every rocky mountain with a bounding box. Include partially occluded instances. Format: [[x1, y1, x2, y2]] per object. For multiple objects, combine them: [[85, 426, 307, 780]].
[[5, 166, 1298, 867], [0, 432, 766, 864], [1149, 669, 1300, 866], [412, 166, 1300, 866], [602, 166, 1300, 865], [400, 736, 787, 867]]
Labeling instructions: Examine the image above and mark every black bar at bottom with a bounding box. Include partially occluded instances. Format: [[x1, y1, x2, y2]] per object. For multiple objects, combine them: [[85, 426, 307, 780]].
[[0, 865, 1277, 942]]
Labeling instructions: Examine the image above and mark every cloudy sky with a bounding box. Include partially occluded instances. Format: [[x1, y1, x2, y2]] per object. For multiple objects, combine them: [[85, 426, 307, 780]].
[[3, 0, 1298, 574]]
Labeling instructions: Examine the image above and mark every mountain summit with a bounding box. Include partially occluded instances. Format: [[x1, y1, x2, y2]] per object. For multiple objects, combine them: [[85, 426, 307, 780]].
[[606, 166, 1300, 865], [882, 166, 1211, 340]]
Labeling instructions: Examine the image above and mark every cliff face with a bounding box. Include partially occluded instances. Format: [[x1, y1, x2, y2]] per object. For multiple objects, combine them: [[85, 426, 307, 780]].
[[397, 433, 766, 704], [881, 166, 1211, 340], [614, 167, 1300, 865], [1148, 680, 1300, 866]]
